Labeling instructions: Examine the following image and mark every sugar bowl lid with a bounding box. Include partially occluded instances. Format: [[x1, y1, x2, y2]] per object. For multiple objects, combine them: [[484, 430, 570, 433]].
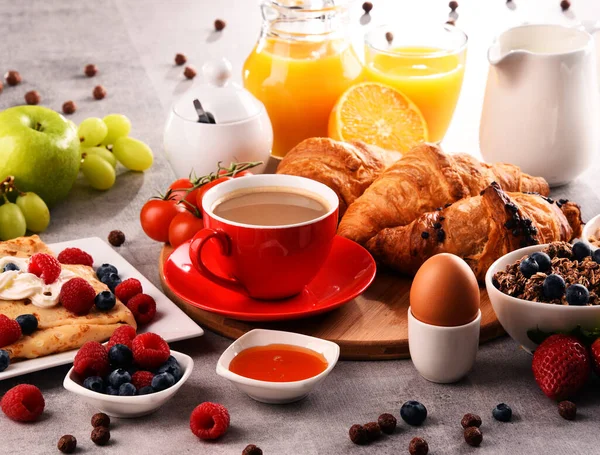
[[173, 58, 264, 124]]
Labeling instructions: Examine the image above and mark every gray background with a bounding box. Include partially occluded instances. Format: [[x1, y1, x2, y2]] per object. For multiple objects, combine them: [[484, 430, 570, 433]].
[[1, 0, 600, 453]]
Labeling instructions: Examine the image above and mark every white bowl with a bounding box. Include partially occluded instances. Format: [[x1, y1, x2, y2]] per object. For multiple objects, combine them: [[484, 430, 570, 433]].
[[63, 350, 193, 418], [216, 329, 340, 404], [485, 244, 600, 352], [582, 213, 600, 250]]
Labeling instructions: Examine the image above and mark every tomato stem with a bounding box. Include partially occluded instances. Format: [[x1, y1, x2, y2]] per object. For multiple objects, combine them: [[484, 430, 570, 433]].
[[178, 199, 202, 218], [188, 160, 263, 191]]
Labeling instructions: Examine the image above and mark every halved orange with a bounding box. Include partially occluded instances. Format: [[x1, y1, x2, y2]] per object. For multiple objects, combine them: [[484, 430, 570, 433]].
[[328, 82, 428, 153]]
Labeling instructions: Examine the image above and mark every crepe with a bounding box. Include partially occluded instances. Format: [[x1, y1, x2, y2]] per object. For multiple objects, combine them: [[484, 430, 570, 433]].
[[0, 236, 136, 360]]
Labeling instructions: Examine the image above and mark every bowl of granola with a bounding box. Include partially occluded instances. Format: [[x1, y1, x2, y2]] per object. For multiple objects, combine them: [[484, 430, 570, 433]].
[[485, 241, 600, 352], [582, 213, 600, 250]]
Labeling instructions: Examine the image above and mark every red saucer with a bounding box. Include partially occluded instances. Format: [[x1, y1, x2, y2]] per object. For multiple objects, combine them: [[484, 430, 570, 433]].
[[163, 235, 376, 321]]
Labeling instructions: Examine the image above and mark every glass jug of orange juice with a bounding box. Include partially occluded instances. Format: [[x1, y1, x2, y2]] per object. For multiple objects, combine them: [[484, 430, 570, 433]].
[[243, 0, 363, 158]]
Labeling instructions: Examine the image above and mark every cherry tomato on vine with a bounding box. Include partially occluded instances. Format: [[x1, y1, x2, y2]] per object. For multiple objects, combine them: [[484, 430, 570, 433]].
[[234, 170, 253, 178], [140, 198, 184, 242], [168, 178, 195, 203], [196, 177, 233, 209], [168, 210, 204, 248]]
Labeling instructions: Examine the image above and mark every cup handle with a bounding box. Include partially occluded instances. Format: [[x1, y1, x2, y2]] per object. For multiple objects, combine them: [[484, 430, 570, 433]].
[[189, 228, 244, 292]]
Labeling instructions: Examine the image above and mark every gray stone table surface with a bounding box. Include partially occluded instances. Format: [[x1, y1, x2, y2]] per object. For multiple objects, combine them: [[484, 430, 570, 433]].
[[1, 0, 600, 453]]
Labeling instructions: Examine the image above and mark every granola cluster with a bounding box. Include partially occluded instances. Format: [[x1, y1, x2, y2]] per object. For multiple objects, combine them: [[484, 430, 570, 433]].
[[493, 242, 599, 305]]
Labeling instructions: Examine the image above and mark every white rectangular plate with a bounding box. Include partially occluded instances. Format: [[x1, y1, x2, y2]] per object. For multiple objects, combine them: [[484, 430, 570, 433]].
[[0, 237, 203, 381]]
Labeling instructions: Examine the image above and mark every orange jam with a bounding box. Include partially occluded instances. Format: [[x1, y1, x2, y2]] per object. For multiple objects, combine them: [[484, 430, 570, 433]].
[[229, 344, 328, 382]]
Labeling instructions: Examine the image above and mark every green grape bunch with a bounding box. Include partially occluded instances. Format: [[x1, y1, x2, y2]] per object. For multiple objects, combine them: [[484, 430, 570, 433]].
[[0, 176, 51, 241], [77, 114, 153, 191]]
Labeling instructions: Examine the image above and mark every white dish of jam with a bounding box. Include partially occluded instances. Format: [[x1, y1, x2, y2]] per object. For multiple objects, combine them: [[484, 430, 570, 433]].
[[216, 329, 339, 404]]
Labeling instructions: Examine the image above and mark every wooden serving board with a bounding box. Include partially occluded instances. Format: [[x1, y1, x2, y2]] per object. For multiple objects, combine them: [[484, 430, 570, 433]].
[[159, 245, 505, 360]]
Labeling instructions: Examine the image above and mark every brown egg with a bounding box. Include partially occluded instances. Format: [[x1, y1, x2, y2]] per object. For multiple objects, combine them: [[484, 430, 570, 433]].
[[410, 253, 480, 327]]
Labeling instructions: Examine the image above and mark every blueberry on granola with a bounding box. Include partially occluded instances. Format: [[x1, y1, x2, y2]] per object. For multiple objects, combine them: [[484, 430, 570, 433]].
[[543, 274, 566, 300], [519, 256, 539, 278], [566, 284, 589, 306], [530, 252, 551, 273], [572, 241, 592, 261], [593, 249, 600, 264]]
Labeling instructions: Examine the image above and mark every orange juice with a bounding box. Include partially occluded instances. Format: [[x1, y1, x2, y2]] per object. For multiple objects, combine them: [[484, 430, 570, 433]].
[[364, 46, 466, 143], [243, 38, 362, 158]]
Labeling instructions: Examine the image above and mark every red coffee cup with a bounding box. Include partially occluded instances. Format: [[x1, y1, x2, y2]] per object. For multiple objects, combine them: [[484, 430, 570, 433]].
[[189, 174, 339, 300]]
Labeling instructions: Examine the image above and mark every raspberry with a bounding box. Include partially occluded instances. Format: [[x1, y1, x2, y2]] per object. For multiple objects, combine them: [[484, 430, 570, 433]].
[[106, 325, 137, 349], [0, 314, 22, 347], [59, 278, 96, 315], [131, 370, 154, 389], [127, 294, 157, 325], [73, 341, 110, 379], [115, 278, 143, 304], [190, 402, 230, 440], [28, 253, 61, 284], [57, 248, 94, 267], [132, 333, 170, 369], [1, 384, 45, 422]]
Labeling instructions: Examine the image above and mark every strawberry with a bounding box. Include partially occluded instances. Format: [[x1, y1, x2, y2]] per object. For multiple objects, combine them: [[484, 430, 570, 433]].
[[532, 334, 590, 401], [590, 338, 600, 375]]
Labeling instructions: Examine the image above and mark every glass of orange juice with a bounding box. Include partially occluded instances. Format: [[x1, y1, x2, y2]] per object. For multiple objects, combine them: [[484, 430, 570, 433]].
[[363, 24, 468, 143], [243, 1, 363, 158]]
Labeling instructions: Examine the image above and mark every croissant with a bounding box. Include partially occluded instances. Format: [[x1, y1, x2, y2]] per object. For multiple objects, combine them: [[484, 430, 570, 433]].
[[365, 183, 583, 281], [338, 143, 550, 245], [276, 137, 401, 217]]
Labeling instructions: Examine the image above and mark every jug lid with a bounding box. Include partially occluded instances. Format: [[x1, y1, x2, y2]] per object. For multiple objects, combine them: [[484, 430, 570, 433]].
[[173, 58, 264, 124]]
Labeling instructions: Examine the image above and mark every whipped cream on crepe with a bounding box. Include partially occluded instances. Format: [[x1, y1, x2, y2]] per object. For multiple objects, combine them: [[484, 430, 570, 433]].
[[0, 256, 76, 308]]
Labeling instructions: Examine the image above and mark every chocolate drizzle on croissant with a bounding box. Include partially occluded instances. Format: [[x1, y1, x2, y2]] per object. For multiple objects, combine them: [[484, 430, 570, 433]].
[[365, 183, 582, 281]]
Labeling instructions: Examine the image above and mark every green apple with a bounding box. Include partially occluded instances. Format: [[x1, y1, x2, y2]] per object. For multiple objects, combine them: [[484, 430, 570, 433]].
[[0, 106, 80, 207]]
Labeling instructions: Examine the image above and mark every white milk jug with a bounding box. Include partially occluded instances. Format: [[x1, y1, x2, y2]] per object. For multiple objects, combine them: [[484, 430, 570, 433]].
[[480, 24, 599, 187]]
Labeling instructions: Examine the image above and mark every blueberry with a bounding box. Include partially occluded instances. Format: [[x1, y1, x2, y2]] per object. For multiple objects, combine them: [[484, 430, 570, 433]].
[[566, 284, 590, 306], [100, 273, 122, 292], [108, 368, 131, 388], [151, 372, 175, 391], [96, 263, 118, 281], [108, 344, 133, 368], [106, 386, 119, 396], [83, 376, 105, 394], [593, 249, 600, 264], [542, 274, 566, 300], [572, 241, 592, 261], [530, 252, 551, 273], [400, 400, 427, 426], [519, 256, 539, 278], [492, 403, 512, 422], [95, 291, 116, 311], [138, 386, 155, 395], [118, 382, 137, 396], [2, 263, 19, 272], [157, 357, 182, 382], [15, 314, 38, 335], [0, 350, 10, 372]]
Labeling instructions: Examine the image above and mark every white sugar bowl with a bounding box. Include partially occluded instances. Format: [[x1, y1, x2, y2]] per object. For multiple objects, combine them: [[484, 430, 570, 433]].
[[164, 58, 272, 178]]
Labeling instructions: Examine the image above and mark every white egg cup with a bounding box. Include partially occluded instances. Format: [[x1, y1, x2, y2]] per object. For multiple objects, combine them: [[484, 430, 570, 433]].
[[408, 307, 481, 384]]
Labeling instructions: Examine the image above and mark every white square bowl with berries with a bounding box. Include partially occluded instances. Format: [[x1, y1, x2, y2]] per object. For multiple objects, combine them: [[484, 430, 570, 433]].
[[485, 242, 600, 353], [64, 331, 193, 418]]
